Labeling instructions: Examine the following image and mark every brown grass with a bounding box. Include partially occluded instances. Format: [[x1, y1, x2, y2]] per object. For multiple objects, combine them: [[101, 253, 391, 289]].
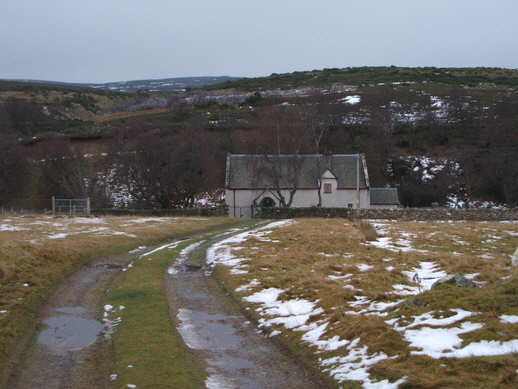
[[0, 215, 244, 384], [213, 218, 518, 388], [357, 220, 379, 241]]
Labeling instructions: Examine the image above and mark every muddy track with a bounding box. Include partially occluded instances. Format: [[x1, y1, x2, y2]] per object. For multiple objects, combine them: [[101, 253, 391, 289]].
[[6, 225, 324, 389], [4, 252, 131, 389], [164, 227, 326, 389]]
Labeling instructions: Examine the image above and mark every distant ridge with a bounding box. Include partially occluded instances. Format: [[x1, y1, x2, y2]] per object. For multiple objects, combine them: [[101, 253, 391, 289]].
[[1, 76, 244, 92]]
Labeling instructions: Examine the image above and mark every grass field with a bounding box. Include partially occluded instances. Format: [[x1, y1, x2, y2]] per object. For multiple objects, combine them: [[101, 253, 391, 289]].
[[102, 238, 206, 388], [2, 215, 518, 388], [0, 214, 243, 386], [208, 218, 518, 388]]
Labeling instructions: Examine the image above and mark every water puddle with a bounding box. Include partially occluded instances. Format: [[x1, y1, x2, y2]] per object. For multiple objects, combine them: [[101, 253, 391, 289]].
[[208, 355, 255, 370], [177, 309, 242, 351], [94, 262, 124, 269], [38, 308, 103, 354], [177, 309, 263, 389], [167, 232, 320, 389], [56, 307, 86, 315]]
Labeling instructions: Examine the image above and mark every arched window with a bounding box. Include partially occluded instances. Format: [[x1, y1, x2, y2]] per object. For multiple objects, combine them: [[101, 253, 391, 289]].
[[261, 197, 275, 208]]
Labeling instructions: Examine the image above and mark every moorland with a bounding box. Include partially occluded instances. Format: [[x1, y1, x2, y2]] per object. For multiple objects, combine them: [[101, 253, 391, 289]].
[[1, 66, 518, 210], [1, 215, 518, 388]]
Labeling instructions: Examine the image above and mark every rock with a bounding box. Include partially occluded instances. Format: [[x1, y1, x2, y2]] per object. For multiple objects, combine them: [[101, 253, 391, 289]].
[[512, 247, 518, 267], [407, 298, 424, 307], [432, 275, 455, 289], [431, 274, 478, 289], [454, 274, 478, 288]]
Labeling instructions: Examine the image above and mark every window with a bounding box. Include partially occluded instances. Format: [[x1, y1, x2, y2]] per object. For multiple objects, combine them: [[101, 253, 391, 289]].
[[348, 203, 353, 208], [261, 197, 275, 208], [324, 183, 332, 193]]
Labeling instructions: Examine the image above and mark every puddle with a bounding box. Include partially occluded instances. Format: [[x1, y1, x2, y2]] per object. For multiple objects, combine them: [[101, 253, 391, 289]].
[[94, 263, 123, 269], [168, 264, 204, 275], [178, 288, 207, 300], [38, 315, 103, 354], [166, 228, 322, 389], [178, 309, 241, 351], [56, 307, 86, 315], [208, 355, 255, 370], [185, 264, 203, 271]]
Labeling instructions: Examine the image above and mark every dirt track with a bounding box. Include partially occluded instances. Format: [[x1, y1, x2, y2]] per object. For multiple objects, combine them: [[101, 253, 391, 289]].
[[5, 254, 126, 389], [165, 229, 324, 389], [6, 226, 324, 389]]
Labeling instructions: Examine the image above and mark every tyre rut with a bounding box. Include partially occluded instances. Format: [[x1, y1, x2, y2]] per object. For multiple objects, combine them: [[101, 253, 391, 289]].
[[165, 225, 325, 389]]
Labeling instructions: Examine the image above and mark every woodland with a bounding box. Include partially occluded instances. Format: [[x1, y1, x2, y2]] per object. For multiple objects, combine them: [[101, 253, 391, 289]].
[[0, 66, 517, 210]]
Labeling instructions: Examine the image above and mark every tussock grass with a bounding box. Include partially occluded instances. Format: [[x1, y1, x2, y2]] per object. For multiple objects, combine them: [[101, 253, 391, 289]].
[[356, 220, 379, 241], [0, 215, 243, 386], [215, 218, 518, 388]]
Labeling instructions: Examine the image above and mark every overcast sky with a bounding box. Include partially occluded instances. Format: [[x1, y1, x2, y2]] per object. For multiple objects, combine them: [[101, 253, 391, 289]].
[[1, 1, 517, 84]]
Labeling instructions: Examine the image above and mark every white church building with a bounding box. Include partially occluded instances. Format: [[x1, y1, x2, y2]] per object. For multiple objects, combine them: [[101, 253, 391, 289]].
[[225, 154, 398, 218]]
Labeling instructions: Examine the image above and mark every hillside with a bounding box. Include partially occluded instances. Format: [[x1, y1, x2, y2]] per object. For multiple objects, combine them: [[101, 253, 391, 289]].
[[1, 67, 517, 209], [202, 66, 518, 91], [85, 76, 243, 92], [1, 76, 243, 92]]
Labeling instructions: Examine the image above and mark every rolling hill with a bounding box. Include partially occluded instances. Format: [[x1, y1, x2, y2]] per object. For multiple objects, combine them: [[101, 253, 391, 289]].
[[1, 67, 517, 209]]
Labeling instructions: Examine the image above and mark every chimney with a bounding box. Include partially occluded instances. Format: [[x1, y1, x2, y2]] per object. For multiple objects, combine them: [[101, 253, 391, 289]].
[[322, 150, 333, 172]]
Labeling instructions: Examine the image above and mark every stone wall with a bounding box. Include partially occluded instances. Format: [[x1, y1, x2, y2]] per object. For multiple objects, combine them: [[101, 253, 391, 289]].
[[92, 205, 229, 217], [256, 207, 518, 221]]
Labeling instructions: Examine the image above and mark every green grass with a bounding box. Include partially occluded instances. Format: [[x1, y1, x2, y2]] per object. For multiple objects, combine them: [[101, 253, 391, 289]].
[[104, 239, 205, 388], [0, 215, 245, 387]]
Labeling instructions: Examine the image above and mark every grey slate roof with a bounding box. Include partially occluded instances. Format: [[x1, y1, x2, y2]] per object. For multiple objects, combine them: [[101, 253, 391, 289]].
[[370, 188, 399, 205], [226, 154, 369, 190]]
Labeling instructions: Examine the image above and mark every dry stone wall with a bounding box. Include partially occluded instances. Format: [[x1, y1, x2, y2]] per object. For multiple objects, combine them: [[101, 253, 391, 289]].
[[92, 206, 229, 217], [256, 207, 518, 221]]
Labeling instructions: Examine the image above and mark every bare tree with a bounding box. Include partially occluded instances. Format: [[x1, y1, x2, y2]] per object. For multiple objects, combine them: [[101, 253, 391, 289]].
[[172, 128, 218, 208], [0, 135, 28, 203], [303, 108, 330, 206], [251, 106, 311, 207], [34, 137, 92, 199], [110, 130, 179, 209], [107, 126, 222, 209]]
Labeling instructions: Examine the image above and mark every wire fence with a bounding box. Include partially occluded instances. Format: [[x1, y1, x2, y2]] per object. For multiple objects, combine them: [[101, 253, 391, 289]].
[[0, 199, 53, 215], [0, 198, 90, 216]]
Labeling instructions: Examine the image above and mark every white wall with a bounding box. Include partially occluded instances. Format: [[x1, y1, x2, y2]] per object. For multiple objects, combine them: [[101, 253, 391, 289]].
[[226, 188, 370, 218]]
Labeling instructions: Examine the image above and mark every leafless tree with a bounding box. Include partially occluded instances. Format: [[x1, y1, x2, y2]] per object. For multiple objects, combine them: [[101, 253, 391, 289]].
[[34, 138, 92, 199], [109, 130, 179, 209], [302, 108, 331, 206], [0, 135, 28, 203], [250, 106, 311, 207]]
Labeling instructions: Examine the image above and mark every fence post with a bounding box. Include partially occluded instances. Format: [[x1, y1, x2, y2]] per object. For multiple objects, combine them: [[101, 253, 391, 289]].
[[52, 197, 55, 216], [87, 198, 90, 216]]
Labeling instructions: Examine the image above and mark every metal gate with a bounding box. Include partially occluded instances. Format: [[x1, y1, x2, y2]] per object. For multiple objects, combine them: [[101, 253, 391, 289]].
[[52, 197, 90, 216]]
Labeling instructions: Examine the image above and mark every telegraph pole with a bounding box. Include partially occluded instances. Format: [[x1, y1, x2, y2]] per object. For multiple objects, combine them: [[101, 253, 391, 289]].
[[356, 154, 360, 218]]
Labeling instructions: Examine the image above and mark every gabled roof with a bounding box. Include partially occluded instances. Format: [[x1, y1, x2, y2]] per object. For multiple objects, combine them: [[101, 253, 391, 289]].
[[321, 169, 337, 179], [226, 154, 369, 190], [370, 188, 399, 205]]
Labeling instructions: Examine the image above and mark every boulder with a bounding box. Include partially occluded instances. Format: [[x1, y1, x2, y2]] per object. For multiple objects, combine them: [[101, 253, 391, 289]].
[[512, 247, 518, 267], [431, 274, 478, 289]]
